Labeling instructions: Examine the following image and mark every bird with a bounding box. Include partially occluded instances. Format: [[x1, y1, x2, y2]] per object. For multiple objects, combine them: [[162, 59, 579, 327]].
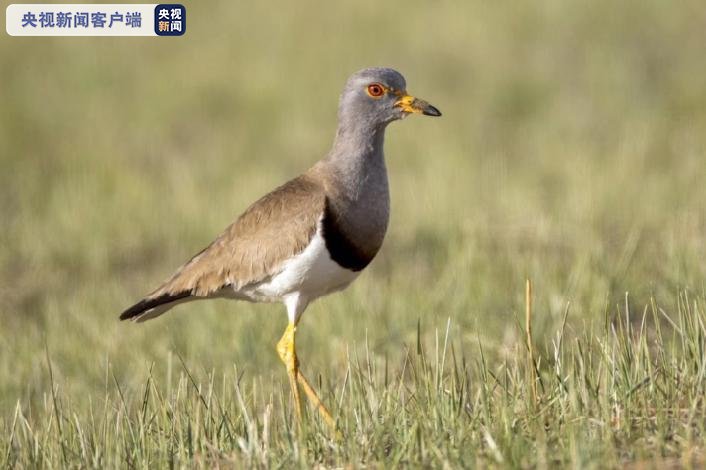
[[120, 67, 441, 430]]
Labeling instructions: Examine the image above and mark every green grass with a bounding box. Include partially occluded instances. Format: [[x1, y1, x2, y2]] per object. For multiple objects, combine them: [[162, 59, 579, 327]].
[[2, 0, 706, 466], [4, 294, 706, 467]]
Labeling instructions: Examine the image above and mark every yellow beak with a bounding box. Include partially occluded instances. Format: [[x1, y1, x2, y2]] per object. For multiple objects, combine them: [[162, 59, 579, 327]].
[[394, 93, 442, 116]]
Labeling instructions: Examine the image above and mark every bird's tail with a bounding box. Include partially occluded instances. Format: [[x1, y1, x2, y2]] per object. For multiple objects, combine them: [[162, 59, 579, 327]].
[[119, 291, 193, 322]]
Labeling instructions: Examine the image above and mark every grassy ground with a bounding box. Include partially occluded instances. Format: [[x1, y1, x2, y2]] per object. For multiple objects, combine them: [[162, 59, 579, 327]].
[[2, 0, 706, 467]]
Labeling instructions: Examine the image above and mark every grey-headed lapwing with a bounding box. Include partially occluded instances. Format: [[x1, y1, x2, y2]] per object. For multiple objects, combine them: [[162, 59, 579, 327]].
[[120, 68, 441, 429]]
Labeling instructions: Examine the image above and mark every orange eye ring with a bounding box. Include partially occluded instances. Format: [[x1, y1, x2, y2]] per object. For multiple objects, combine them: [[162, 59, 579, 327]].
[[366, 83, 385, 98]]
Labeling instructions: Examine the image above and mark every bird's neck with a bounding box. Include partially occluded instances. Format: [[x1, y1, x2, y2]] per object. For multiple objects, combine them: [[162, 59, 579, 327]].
[[319, 118, 390, 224], [327, 119, 387, 177], [318, 118, 390, 254]]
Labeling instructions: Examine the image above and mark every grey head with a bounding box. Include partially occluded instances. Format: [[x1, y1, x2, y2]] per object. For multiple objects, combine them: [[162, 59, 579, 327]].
[[336, 67, 441, 135]]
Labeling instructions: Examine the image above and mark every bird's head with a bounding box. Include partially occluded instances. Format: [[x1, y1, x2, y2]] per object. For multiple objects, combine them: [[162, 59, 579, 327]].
[[338, 67, 441, 129]]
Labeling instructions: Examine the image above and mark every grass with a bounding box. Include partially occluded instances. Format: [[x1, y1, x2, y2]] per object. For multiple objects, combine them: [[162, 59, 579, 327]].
[[2, 0, 706, 466], [4, 291, 706, 467]]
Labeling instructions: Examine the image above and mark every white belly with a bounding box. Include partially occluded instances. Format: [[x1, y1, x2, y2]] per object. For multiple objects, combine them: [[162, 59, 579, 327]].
[[234, 224, 359, 305]]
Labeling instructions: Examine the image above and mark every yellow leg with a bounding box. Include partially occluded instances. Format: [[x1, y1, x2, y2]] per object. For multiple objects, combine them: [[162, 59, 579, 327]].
[[276, 322, 337, 432], [296, 371, 337, 430], [276, 323, 301, 420]]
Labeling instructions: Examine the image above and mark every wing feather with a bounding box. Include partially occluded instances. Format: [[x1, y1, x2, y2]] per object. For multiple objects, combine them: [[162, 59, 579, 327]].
[[120, 174, 326, 321]]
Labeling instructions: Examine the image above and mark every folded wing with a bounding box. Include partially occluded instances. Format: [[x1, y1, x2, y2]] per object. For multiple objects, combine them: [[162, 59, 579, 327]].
[[119, 174, 326, 322]]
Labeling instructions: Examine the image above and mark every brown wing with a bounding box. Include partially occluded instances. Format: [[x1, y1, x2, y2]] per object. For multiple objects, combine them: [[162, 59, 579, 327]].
[[120, 174, 326, 321]]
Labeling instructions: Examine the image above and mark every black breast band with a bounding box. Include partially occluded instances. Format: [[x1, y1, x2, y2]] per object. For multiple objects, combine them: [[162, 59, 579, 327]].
[[321, 198, 376, 272]]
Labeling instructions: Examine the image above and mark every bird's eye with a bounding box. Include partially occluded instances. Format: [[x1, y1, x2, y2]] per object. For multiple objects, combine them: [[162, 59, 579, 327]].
[[366, 83, 385, 98]]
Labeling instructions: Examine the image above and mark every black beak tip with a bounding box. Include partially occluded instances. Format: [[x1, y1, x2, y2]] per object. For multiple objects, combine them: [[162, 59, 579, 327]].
[[423, 105, 442, 117]]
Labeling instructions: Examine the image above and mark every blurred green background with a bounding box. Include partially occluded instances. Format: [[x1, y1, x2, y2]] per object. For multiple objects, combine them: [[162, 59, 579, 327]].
[[1, 0, 705, 415]]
